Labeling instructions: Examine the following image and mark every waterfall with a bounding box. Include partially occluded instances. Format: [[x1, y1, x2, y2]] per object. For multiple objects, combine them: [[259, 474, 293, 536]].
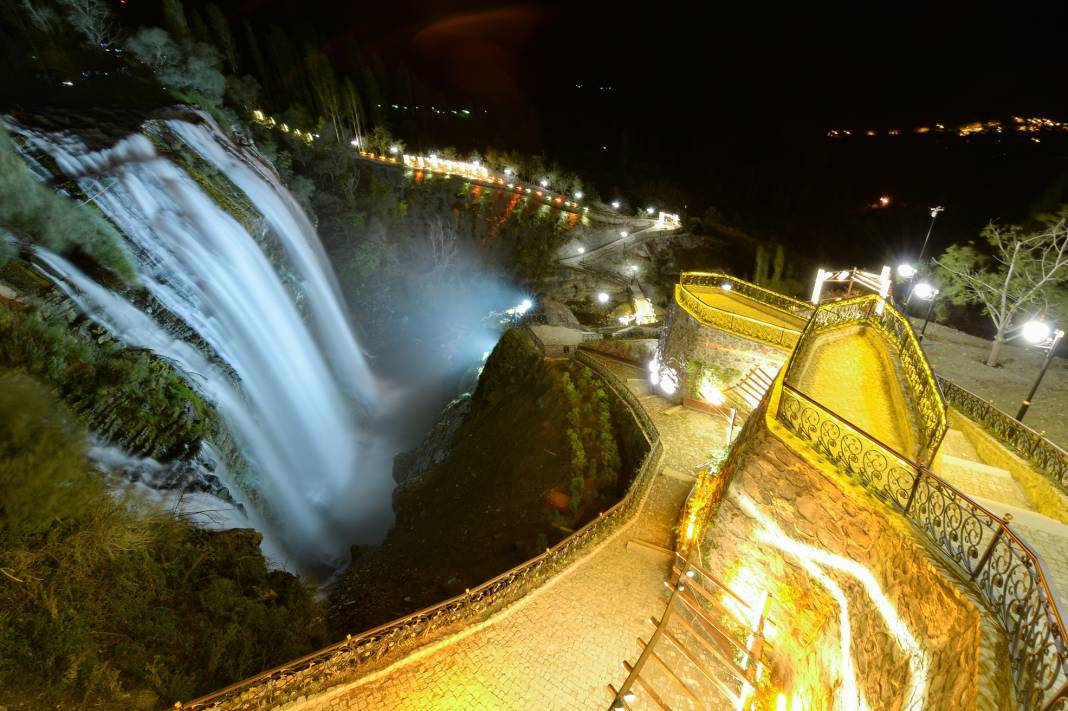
[[18, 116, 390, 572]]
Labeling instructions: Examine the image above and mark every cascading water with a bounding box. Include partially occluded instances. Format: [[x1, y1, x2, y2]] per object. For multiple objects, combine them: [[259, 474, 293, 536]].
[[15, 115, 391, 573]]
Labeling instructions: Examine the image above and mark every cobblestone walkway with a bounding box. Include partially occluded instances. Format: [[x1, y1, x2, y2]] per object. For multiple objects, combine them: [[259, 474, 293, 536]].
[[296, 357, 727, 711]]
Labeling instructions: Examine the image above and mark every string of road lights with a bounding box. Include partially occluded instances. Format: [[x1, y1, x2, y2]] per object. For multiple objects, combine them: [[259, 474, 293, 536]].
[[249, 107, 683, 221]]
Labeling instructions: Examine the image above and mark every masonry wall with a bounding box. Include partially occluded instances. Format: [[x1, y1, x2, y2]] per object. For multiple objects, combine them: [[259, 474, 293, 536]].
[[699, 422, 995, 710], [657, 301, 788, 401]]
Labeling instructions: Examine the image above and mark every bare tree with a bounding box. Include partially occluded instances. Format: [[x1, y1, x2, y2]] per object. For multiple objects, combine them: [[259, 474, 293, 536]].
[[125, 27, 178, 72], [936, 207, 1068, 366], [57, 0, 117, 47], [425, 217, 458, 274]]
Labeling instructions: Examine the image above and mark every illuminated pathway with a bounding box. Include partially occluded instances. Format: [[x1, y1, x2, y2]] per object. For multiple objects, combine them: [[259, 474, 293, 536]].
[[293, 355, 727, 711]]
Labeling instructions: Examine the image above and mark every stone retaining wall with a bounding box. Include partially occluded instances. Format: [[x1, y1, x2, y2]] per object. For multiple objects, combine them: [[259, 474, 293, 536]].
[[699, 422, 999, 709], [657, 300, 788, 401]]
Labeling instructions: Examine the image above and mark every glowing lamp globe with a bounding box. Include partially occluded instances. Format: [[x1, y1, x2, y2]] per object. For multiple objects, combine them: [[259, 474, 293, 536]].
[[1022, 320, 1052, 344], [577, 246, 586, 254], [912, 282, 936, 300], [897, 264, 916, 278], [611, 200, 621, 209], [389, 145, 400, 154], [620, 231, 629, 238], [539, 178, 549, 187], [574, 191, 583, 200], [597, 292, 609, 304], [720, 282, 733, 291], [646, 206, 655, 215]]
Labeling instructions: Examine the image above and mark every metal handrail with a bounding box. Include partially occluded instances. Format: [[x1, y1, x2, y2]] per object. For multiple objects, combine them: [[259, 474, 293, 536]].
[[784, 292, 948, 467], [776, 381, 1068, 710], [938, 375, 1068, 498], [679, 271, 814, 316], [675, 284, 803, 350], [181, 349, 661, 710]]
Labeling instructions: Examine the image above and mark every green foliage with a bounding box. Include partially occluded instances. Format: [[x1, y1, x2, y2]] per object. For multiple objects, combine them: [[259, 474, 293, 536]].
[[0, 371, 327, 709], [473, 328, 542, 409], [0, 298, 213, 459], [551, 363, 624, 520], [936, 206, 1068, 365], [0, 127, 135, 280]]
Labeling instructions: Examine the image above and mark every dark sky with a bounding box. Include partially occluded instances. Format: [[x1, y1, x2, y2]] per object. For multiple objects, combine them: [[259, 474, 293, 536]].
[[222, 2, 1067, 127]]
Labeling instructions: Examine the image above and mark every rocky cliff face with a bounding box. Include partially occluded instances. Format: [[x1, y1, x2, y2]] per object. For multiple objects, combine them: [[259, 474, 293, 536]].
[[392, 395, 472, 487]]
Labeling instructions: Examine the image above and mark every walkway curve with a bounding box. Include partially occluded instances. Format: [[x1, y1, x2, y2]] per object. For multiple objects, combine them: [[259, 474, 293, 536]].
[[292, 356, 728, 710]]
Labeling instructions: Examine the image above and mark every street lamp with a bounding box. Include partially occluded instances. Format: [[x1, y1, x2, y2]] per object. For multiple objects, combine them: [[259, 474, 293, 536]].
[[389, 144, 400, 154], [1016, 321, 1064, 421], [897, 263, 916, 279], [905, 206, 945, 307], [577, 245, 585, 265], [913, 282, 939, 340], [597, 292, 609, 304], [597, 291, 610, 326], [539, 178, 549, 188], [574, 191, 583, 200], [611, 200, 621, 209], [646, 206, 655, 215]]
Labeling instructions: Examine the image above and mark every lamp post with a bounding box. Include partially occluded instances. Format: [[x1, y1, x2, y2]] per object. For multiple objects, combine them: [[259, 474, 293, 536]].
[[597, 291, 610, 326], [904, 206, 944, 307], [913, 282, 938, 340], [1016, 322, 1064, 421]]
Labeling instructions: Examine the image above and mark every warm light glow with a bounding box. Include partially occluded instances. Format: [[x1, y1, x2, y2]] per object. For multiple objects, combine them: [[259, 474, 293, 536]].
[[737, 492, 929, 710], [721, 282, 733, 291], [632, 297, 656, 325], [912, 282, 936, 300], [897, 263, 916, 278], [1022, 320, 1052, 344], [878, 195, 890, 206]]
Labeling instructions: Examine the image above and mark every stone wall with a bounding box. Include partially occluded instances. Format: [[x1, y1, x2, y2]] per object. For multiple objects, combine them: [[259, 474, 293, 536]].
[[657, 301, 788, 401], [699, 422, 1001, 710]]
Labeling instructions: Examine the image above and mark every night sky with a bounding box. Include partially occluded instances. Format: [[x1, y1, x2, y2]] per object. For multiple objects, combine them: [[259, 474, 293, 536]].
[[119, 2, 1068, 264]]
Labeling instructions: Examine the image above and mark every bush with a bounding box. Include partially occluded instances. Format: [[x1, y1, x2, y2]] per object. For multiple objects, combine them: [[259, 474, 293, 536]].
[[0, 127, 136, 279], [0, 370, 326, 709]]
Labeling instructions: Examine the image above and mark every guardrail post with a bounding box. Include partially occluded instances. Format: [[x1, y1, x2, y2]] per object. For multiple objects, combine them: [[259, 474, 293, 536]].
[[902, 470, 923, 514], [971, 513, 1012, 581]]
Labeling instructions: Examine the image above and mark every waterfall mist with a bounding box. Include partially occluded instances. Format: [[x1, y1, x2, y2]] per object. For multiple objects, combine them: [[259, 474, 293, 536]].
[[14, 114, 528, 576]]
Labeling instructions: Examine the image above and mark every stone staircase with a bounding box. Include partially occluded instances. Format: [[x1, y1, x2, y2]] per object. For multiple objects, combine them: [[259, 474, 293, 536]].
[[933, 427, 1068, 612]]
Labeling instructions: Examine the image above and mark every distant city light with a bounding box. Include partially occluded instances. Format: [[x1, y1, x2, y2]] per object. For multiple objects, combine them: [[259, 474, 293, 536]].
[[1022, 320, 1052, 344], [897, 264, 917, 278]]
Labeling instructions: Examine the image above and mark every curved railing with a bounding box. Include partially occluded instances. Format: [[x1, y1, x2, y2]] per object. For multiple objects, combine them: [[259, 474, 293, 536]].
[[674, 283, 804, 350], [680, 271, 815, 319], [180, 348, 661, 710], [938, 376, 1068, 498], [784, 293, 947, 467], [775, 381, 1068, 710]]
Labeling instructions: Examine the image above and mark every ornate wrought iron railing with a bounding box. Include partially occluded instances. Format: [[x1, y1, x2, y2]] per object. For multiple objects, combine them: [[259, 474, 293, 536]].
[[784, 293, 947, 467], [674, 283, 803, 350], [679, 271, 814, 319], [938, 376, 1068, 498], [180, 349, 661, 710], [776, 382, 1068, 710]]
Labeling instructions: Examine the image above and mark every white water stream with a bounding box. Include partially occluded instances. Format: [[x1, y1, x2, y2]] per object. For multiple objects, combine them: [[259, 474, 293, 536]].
[[18, 116, 392, 572]]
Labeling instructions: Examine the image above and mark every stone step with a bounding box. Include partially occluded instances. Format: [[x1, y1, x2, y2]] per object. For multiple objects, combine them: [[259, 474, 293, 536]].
[[934, 454, 1033, 511], [938, 428, 982, 462], [937, 454, 1013, 479]]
